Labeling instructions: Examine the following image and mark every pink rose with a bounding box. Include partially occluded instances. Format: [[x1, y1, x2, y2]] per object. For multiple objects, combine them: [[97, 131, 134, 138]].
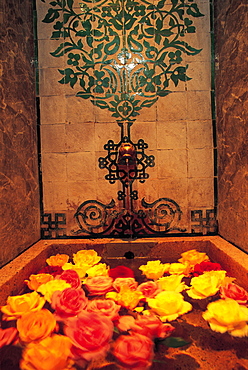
[[109, 266, 135, 279], [220, 283, 248, 305], [56, 269, 81, 289], [137, 281, 161, 299], [64, 311, 113, 362], [51, 287, 88, 319], [84, 276, 113, 295], [113, 333, 154, 370], [86, 299, 121, 320], [113, 277, 138, 292], [117, 315, 174, 340], [0, 327, 18, 348], [192, 261, 222, 276]]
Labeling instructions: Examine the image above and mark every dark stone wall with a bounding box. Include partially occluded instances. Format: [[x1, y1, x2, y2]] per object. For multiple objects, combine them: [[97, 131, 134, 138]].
[[0, 0, 40, 267], [214, 0, 248, 252]]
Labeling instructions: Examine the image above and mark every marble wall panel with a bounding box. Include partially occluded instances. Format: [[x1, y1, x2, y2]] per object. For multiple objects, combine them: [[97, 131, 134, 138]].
[[214, 0, 248, 252], [0, 0, 40, 267]]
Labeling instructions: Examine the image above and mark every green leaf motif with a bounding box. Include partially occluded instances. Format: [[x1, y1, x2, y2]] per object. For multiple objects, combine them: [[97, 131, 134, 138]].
[[40, 0, 205, 120]]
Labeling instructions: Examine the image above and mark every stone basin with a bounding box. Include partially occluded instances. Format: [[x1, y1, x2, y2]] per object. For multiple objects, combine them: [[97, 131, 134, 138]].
[[0, 235, 247, 369]]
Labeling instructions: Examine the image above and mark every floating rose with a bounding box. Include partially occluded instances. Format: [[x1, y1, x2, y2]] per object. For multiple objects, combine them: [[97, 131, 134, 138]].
[[113, 332, 154, 369], [37, 279, 71, 303], [17, 309, 57, 343], [139, 260, 170, 280], [86, 263, 109, 278], [109, 265, 135, 279], [147, 291, 192, 322], [64, 311, 113, 362], [106, 285, 144, 310], [113, 277, 138, 292], [84, 275, 113, 295], [137, 281, 161, 299], [51, 287, 88, 320], [46, 254, 69, 267], [187, 270, 226, 299], [1, 291, 46, 321], [157, 274, 187, 293], [192, 261, 222, 276], [0, 327, 18, 348], [20, 334, 74, 370], [203, 299, 248, 337], [168, 262, 189, 276], [86, 299, 121, 320], [73, 249, 101, 266], [220, 283, 248, 305], [178, 249, 209, 271], [62, 262, 90, 279], [56, 269, 81, 289], [25, 273, 54, 291], [117, 315, 174, 340]]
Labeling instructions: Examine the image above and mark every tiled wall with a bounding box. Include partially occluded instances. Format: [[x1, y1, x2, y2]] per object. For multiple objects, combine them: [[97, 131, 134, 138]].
[[36, 0, 216, 237]]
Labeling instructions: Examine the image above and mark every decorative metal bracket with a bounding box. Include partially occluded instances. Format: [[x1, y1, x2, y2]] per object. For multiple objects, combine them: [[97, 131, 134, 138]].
[[73, 197, 186, 238]]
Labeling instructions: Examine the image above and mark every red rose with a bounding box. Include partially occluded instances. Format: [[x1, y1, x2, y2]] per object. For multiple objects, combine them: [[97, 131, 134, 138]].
[[137, 281, 161, 299], [0, 327, 18, 348], [192, 261, 222, 276], [84, 276, 113, 295], [113, 333, 154, 369], [51, 287, 88, 319], [113, 277, 138, 292], [38, 266, 63, 276], [109, 266, 135, 279], [56, 269, 81, 289], [86, 299, 121, 320], [64, 311, 113, 362], [220, 283, 248, 305]]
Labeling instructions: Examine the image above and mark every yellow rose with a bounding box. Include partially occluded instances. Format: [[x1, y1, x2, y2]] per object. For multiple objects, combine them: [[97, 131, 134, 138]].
[[73, 249, 101, 266], [62, 262, 89, 279], [37, 279, 71, 303], [157, 275, 187, 293], [25, 274, 54, 291], [106, 285, 144, 310], [46, 254, 69, 267], [17, 309, 57, 343], [203, 299, 248, 337], [187, 270, 226, 299], [1, 291, 46, 321], [178, 249, 209, 270], [147, 291, 192, 321], [139, 260, 170, 280], [20, 334, 74, 370], [86, 263, 109, 278], [168, 263, 189, 275]]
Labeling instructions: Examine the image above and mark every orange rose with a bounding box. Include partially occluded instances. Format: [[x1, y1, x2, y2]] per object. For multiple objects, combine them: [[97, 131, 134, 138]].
[[1, 291, 46, 321], [20, 334, 74, 370], [25, 273, 54, 291], [17, 309, 57, 343], [178, 249, 209, 271], [46, 254, 69, 267]]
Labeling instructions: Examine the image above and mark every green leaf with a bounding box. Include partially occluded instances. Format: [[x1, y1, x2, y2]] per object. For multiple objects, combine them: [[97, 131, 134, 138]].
[[187, 3, 204, 18], [157, 89, 171, 97], [93, 100, 109, 109], [67, 0, 73, 10], [76, 92, 92, 99], [140, 98, 157, 108], [104, 35, 120, 55], [42, 8, 60, 23], [160, 337, 191, 348]]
